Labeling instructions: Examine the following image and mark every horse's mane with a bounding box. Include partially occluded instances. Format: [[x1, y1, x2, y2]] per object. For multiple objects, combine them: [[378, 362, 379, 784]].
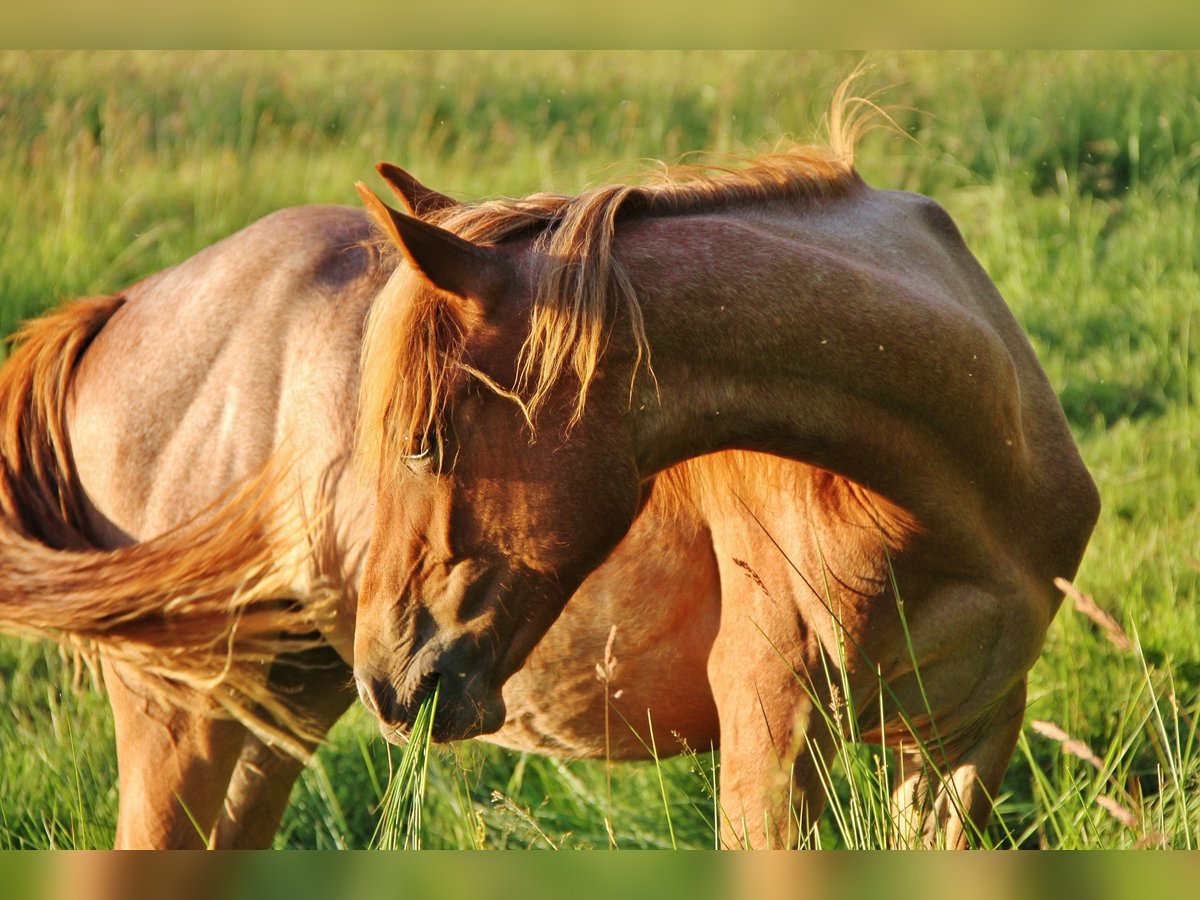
[[358, 86, 878, 476]]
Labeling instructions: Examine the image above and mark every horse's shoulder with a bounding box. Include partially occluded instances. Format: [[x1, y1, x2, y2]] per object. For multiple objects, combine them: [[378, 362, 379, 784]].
[[870, 189, 964, 238]]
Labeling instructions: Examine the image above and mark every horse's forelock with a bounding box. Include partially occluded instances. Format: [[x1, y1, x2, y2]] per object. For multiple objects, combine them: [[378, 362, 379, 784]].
[[356, 265, 458, 479]]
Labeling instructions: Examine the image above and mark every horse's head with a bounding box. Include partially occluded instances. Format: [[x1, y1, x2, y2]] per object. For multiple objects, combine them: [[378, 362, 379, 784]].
[[352, 168, 647, 742]]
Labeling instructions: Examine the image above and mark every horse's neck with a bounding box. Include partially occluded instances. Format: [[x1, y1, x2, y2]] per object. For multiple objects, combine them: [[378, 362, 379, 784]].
[[625, 203, 1027, 529]]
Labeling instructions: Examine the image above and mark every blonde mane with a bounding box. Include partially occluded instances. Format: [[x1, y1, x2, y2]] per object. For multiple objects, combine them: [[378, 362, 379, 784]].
[[358, 93, 876, 477]]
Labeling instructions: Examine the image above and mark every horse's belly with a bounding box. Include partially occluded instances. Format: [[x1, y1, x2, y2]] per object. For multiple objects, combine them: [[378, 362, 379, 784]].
[[490, 507, 723, 760], [490, 648, 721, 760]]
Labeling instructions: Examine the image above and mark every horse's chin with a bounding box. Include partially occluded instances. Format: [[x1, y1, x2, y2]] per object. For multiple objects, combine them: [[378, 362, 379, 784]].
[[434, 695, 507, 742]]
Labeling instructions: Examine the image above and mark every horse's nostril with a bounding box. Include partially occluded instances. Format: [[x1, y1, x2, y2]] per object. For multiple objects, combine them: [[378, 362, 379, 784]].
[[416, 669, 441, 697], [356, 680, 376, 714], [366, 677, 401, 723]]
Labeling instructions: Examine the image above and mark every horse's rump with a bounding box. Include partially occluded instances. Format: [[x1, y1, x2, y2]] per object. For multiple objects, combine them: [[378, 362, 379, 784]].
[[0, 298, 337, 756]]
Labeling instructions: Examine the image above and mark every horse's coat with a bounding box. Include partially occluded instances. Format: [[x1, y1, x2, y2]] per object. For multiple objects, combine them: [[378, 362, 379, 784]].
[[0, 116, 1098, 848]]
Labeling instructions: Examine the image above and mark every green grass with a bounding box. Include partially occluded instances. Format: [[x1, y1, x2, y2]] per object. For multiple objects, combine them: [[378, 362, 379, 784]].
[[1, 51, 1198, 849], [372, 684, 440, 850]]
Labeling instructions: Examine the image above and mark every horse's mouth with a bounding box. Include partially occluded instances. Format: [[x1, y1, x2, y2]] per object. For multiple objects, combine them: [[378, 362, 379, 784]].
[[377, 694, 506, 745], [363, 671, 507, 745]]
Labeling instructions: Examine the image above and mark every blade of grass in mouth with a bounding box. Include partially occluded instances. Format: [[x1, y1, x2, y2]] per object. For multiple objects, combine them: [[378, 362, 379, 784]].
[[372, 680, 440, 850]]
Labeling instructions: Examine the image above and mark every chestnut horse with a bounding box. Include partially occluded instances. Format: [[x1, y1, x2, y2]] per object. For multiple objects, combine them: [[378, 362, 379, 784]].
[[351, 138, 1099, 846], [0, 129, 1098, 849]]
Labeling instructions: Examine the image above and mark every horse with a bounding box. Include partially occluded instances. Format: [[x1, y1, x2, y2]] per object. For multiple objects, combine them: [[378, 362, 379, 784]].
[[349, 129, 1100, 845], [0, 113, 1099, 850]]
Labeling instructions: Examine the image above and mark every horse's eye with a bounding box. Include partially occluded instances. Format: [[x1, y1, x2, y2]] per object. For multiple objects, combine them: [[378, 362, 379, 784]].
[[401, 431, 442, 473]]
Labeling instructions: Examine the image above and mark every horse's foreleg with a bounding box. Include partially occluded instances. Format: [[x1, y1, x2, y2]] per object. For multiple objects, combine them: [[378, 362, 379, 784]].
[[210, 645, 355, 849], [890, 679, 1027, 849], [103, 658, 247, 849], [712, 686, 834, 849], [708, 610, 835, 849]]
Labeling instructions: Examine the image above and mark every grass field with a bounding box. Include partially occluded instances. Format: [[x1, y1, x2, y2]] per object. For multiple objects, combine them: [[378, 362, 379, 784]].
[[0, 51, 1197, 849]]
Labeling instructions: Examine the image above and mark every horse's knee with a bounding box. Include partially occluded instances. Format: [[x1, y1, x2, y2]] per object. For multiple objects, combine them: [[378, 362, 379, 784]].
[[210, 742, 305, 849], [712, 682, 836, 849], [891, 679, 1027, 848]]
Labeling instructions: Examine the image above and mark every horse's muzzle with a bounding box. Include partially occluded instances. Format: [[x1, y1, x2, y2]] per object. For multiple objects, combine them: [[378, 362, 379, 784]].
[[355, 649, 506, 743]]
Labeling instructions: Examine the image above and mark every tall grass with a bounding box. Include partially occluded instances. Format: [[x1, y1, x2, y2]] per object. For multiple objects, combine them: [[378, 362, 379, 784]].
[[1, 51, 1197, 848]]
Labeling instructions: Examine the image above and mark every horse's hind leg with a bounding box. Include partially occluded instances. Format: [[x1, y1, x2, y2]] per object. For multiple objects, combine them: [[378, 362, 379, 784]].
[[211, 645, 355, 849], [103, 658, 247, 849], [890, 679, 1027, 849]]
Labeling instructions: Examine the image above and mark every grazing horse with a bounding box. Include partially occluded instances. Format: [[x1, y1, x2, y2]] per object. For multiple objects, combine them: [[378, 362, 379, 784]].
[[351, 137, 1099, 845], [0, 119, 1098, 849]]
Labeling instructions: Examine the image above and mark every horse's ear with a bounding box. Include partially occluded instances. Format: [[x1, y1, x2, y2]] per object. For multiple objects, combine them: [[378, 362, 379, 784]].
[[357, 182, 505, 315], [375, 162, 458, 217]]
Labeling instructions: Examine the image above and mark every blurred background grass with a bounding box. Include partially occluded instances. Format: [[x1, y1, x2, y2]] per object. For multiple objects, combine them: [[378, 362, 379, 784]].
[[0, 51, 1196, 848]]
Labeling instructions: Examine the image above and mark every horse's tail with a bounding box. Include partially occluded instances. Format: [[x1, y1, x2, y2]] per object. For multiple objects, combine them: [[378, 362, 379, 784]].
[[0, 297, 337, 756], [0, 295, 123, 549]]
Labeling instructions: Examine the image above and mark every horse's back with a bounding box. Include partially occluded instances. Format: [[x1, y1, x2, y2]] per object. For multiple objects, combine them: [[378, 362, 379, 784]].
[[68, 205, 390, 546]]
